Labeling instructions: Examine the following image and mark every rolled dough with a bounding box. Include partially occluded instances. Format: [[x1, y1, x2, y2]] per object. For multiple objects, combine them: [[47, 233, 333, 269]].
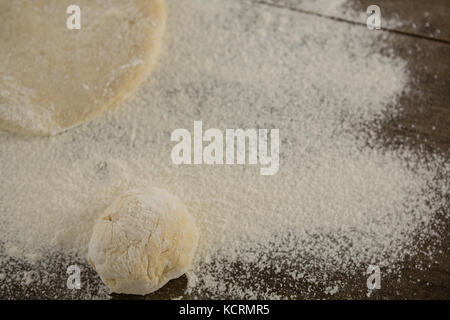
[[0, 0, 166, 136]]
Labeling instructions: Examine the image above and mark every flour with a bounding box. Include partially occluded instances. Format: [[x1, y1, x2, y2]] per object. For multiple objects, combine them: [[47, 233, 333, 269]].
[[0, 0, 448, 299]]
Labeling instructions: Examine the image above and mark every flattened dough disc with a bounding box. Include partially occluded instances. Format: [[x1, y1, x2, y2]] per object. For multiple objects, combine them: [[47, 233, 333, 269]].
[[0, 0, 166, 136]]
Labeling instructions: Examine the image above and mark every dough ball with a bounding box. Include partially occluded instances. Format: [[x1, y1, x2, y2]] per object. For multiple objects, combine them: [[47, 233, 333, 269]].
[[88, 187, 199, 295], [0, 0, 166, 136]]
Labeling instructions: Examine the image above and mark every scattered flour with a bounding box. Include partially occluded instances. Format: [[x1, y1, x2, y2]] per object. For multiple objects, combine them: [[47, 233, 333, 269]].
[[0, 0, 448, 299], [256, 0, 406, 30]]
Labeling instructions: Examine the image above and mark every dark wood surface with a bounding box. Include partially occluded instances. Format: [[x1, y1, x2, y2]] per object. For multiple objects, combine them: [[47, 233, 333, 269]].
[[254, 0, 450, 300], [260, 0, 450, 42], [136, 0, 450, 299], [2, 0, 449, 300]]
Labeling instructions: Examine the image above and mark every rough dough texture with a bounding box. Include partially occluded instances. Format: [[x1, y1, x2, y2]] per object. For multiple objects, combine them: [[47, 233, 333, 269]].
[[0, 0, 166, 136], [88, 187, 199, 295]]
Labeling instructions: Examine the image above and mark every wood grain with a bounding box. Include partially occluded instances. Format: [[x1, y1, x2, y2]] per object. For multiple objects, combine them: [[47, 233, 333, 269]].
[[115, 1, 450, 300], [3, 0, 449, 300], [256, 0, 450, 42]]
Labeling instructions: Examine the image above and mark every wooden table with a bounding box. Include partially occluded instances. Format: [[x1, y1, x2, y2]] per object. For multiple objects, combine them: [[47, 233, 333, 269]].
[[124, 0, 450, 300], [3, 0, 449, 300]]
